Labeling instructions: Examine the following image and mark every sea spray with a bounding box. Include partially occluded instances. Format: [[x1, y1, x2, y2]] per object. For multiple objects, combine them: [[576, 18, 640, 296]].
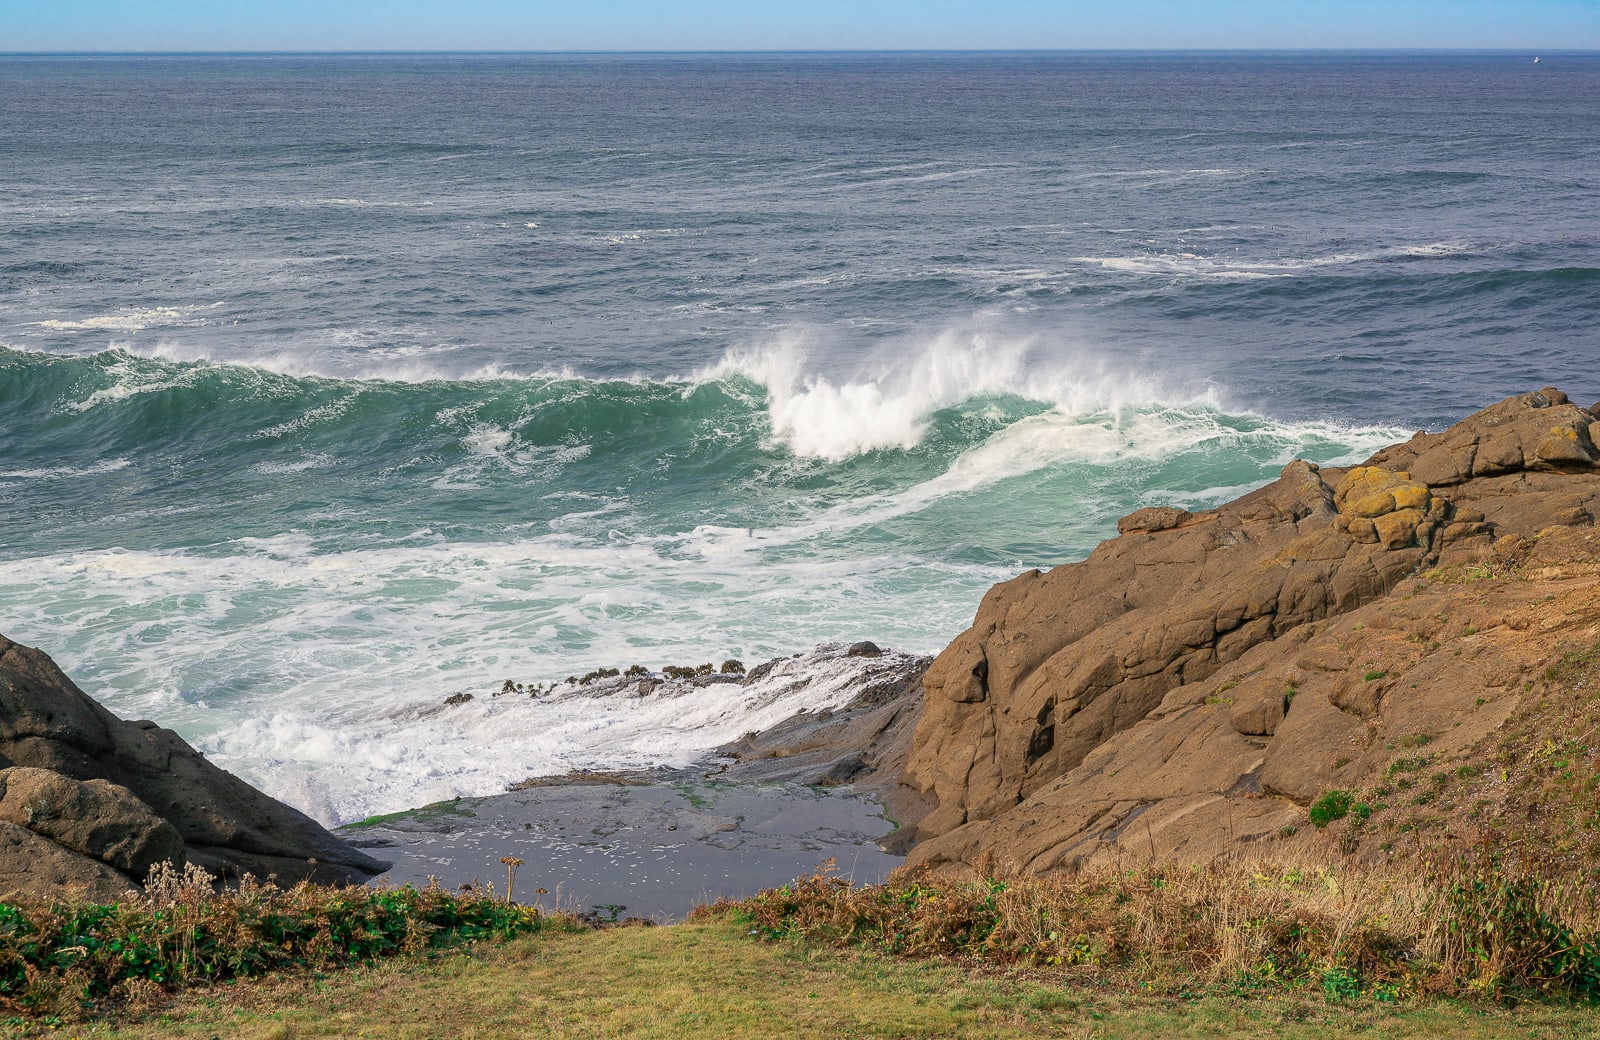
[[705, 326, 1220, 460], [208, 643, 924, 826]]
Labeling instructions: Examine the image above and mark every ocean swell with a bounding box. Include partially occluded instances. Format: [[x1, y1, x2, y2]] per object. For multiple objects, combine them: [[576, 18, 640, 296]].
[[0, 341, 1408, 823]]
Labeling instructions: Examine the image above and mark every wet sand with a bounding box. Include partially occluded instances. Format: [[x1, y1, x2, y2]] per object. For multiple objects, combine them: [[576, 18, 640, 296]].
[[341, 776, 902, 921]]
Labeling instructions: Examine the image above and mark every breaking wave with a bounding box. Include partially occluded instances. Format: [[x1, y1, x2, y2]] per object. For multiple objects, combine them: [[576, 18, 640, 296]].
[[1, 340, 1408, 822]]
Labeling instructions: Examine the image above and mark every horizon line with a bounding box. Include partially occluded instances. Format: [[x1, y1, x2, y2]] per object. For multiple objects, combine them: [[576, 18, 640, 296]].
[[1, 47, 1590, 57]]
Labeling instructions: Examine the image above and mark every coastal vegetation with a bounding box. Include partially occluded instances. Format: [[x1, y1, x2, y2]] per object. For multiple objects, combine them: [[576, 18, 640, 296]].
[[722, 856, 1600, 1003], [5, 857, 1600, 1037], [0, 863, 572, 1028]]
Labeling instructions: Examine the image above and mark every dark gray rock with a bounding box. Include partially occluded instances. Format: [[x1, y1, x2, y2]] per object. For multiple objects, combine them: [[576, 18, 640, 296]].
[[716, 651, 933, 843], [0, 633, 388, 890], [0, 820, 135, 903], [0, 766, 185, 881]]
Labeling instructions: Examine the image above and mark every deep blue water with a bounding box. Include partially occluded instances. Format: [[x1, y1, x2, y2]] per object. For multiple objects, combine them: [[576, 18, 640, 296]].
[[2, 52, 1597, 821]]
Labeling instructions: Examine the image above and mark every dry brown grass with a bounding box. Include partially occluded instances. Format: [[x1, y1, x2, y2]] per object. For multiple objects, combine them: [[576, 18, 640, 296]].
[[714, 853, 1600, 1002]]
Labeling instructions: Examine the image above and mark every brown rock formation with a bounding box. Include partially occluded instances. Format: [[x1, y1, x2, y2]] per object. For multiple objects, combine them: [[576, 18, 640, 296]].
[[0, 633, 388, 899], [0, 822, 135, 903], [0, 767, 185, 881], [904, 389, 1600, 873]]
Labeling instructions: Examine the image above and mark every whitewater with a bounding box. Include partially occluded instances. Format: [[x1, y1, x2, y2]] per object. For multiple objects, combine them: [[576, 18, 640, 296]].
[[3, 52, 1597, 824]]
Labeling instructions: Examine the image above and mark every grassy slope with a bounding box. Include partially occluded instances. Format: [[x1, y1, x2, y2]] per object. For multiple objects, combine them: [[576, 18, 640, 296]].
[[61, 918, 1599, 1040]]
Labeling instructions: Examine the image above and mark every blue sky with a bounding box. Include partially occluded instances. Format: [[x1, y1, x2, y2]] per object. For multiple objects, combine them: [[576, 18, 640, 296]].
[[3, 0, 1596, 52]]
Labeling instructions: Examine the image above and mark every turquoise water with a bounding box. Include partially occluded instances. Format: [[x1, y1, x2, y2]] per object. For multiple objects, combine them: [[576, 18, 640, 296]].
[[3, 53, 1596, 821]]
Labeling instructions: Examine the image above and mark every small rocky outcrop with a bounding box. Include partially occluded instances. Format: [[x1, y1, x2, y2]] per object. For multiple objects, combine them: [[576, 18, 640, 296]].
[[0, 822, 135, 904], [904, 389, 1600, 873], [0, 633, 389, 900]]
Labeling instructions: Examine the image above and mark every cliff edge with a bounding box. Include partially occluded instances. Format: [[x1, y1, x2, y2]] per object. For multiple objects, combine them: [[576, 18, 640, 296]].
[[905, 388, 1600, 873]]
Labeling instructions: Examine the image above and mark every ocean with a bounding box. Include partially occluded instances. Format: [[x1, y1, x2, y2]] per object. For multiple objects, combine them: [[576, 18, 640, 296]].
[[3, 51, 1597, 824]]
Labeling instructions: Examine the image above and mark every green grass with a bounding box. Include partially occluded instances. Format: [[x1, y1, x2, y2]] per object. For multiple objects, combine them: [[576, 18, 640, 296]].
[[40, 918, 1600, 1040], [343, 797, 476, 830]]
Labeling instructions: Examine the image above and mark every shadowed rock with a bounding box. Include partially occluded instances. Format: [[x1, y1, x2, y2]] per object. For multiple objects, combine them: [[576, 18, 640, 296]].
[[714, 649, 932, 850], [0, 633, 388, 899], [0, 821, 135, 902], [0, 766, 184, 881]]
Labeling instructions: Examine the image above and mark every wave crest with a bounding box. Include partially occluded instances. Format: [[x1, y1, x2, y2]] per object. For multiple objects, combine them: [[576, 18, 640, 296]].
[[706, 327, 1220, 461]]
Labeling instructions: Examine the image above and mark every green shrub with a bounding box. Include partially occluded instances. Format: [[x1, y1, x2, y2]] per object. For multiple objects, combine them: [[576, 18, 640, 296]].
[[1433, 867, 1600, 998], [1321, 965, 1360, 1000], [1308, 790, 1353, 828], [0, 864, 579, 1019]]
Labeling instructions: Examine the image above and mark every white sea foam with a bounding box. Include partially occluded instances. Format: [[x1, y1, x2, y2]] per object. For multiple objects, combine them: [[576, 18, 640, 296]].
[[60, 352, 206, 413], [1072, 241, 1476, 280], [7, 335, 1409, 828], [104, 340, 574, 385], [1069, 167, 1257, 183], [681, 409, 1405, 556], [0, 459, 131, 481], [251, 454, 334, 475], [434, 420, 594, 490], [255, 399, 354, 440], [32, 302, 224, 332], [23, 320, 1184, 440], [0, 378, 1406, 824], [0, 533, 991, 823], [43, 319, 1390, 477], [1073, 254, 1287, 279], [702, 326, 1218, 461], [788, 160, 983, 188], [462, 424, 514, 456], [201, 645, 924, 824]]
